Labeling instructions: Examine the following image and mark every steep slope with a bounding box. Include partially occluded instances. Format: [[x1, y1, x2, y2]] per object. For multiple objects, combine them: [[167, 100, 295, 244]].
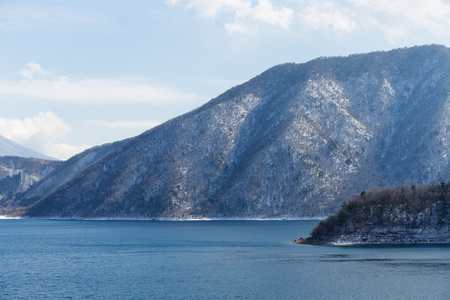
[[14, 139, 129, 209], [0, 156, 61, 215], [25, 45, 450, 219], [0, 135, 56, 160], [295, 182, 450, 245]]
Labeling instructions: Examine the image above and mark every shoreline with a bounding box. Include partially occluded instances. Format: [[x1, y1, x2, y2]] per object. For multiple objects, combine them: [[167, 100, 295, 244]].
[[293, 240, 450, 246], [0, 215, 21, 219], [9, 216, 326, 221]]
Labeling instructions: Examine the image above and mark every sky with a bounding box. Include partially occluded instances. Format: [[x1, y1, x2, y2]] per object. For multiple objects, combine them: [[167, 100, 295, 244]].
[[0, 0, 449, 160]]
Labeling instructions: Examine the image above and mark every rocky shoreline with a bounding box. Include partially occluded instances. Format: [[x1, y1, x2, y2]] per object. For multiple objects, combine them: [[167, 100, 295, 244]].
[[295, 227, 450, 246], [295, 182, 450, 245]]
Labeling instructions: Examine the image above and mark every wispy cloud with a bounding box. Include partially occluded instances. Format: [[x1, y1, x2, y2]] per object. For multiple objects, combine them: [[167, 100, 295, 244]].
[[300, 0, 450, 41], [300, 1, 356, 34], [89, 120, 162, 130], [250, 0, 293, 30], [225, 21, 256, 34], [167, 0, 251, 18], [167, 0, 294, 33], [168, 0, 450, 42], [350, 0, 450, 42], [0, 112, 89, 160], [0, 4, 108, 31], [20, 62, 53, 79], [0, 63, 199, 104]]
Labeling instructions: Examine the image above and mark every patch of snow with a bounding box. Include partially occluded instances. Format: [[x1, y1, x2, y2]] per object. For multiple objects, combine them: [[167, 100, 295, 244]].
[[0, 135, 56, 160]]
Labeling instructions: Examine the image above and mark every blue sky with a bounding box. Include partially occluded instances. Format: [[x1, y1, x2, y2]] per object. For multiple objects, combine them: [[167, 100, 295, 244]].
[[0, 0, 449, 159]]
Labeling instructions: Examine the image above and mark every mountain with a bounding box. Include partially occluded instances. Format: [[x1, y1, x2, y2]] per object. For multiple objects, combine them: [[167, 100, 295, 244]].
[[0, 135, 60, 214], [23, 45, 450, 219], [0, 135, 56, 160], [0, 156, 61, 215], [10, 139, 129, 211], [295, 181, 450, 245]]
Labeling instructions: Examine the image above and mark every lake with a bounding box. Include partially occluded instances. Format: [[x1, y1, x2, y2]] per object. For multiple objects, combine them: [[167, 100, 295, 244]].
[[1, 219, 449, 299]]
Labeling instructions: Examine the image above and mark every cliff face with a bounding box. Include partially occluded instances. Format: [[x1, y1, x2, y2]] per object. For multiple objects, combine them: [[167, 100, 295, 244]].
[[0, 156, 61, 214], [297, 182, 450, 245], [23, 45, 450, 219]]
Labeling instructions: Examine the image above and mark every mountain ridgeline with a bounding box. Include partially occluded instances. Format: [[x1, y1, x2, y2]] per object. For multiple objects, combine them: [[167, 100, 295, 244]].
[[21, 45, 450, 219], [7, 139, 129, 212], [0, 134, 56, 160]]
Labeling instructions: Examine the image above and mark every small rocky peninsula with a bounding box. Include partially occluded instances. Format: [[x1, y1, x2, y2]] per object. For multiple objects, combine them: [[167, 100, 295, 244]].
[[295, 182, 450, 245]]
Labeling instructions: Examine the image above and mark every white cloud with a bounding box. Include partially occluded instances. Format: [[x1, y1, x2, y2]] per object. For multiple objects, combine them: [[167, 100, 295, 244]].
[[0, 5, 108, 31], [350, 0, 450, 42], [89, 120, 162, 130], [0, 112, 88, 160], [168, 0, 294, 33], [20, 62, 52, 79], [167, 0, 251, 18], [168, 0, 450, 42], [0, 63, 199, 104], [225, 21, 255, 34], [50, 143, 90, 161], [252, 0, 293, 30], [300, 1, 356, 34], [297, 0, 450, 41]]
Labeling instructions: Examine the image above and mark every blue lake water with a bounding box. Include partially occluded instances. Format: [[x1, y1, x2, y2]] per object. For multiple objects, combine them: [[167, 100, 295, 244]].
[[1, 219, 449, 299]]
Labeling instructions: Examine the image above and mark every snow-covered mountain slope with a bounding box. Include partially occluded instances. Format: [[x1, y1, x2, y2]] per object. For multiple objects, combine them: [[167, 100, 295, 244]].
[[0, 135, 56, 160], [0, 156, 61, 214], [24, 45, 450, 219], [12, 139, 129, 209]]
